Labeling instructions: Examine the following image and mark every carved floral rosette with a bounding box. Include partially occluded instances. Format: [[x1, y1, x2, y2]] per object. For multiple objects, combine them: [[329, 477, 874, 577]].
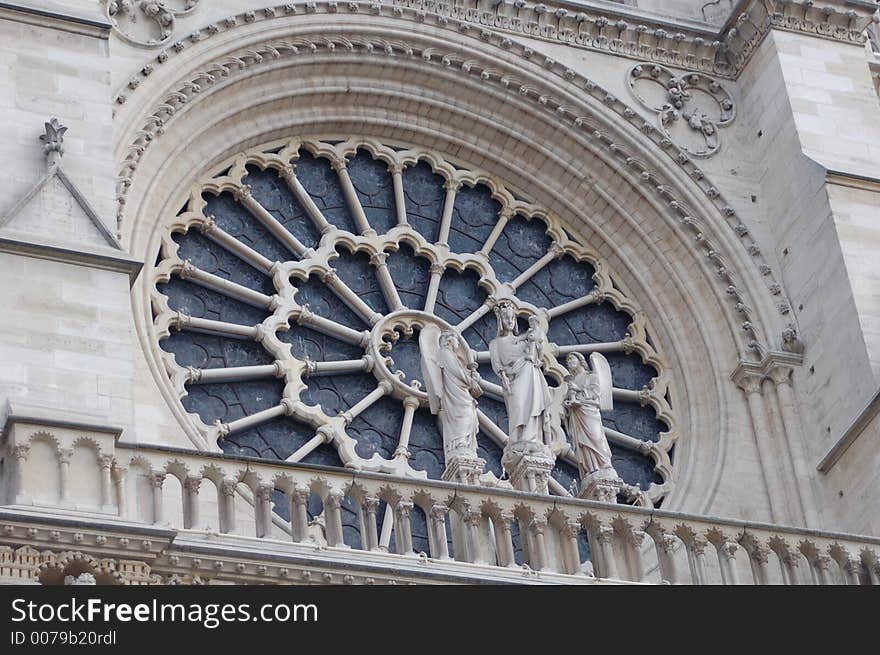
[[628, 63, 735, 158], [103, 0, 201, 48]]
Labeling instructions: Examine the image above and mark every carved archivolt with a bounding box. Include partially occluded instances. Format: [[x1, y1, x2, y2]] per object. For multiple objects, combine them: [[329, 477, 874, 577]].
[[627, 63, 735, 158], [149, 137, 678, 503]]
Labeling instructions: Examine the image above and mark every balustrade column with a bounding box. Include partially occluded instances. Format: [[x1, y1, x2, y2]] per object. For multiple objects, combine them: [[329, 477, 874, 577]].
[[492, 511, 516, 568], [844, 557, 864, 585], [746, 544, 771, 585], [255, 484, 274, 539], [561, 521, 583, 575], [528, 518, 548, 572], [595, 525, 619, 580], [462, 509, 485, 564], [715, 540, 740, 585], [150, 472, 166, 526], [685, 536, 709, 585], [98, 455, 114, 509], [624, 529, 648, 582], [812, 555, 832, 585], [290, 486, 310, 543], [183, 476, 201, 530], [394, 500, 414, 555], [324, 491, 346, 548], [58, 448, 73, 503], [653, 532, 679, 584], [362, 496, 381, 551], [780, 551, 802, 585], [218, 477, 237, 534], [429, 504, 450, 560]]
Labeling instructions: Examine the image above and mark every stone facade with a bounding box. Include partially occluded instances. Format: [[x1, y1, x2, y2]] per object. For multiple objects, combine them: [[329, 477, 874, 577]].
[[0, 0, 879, 585]]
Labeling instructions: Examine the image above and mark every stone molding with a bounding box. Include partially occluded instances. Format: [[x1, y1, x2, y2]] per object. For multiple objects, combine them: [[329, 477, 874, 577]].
[[102, 0, 878, 85], [113, 18, 793, 360]]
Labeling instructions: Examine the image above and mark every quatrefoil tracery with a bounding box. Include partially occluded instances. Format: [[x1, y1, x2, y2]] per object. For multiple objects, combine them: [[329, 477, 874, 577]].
[[151, 137, 677, 503], [628, 64, 736, 158]]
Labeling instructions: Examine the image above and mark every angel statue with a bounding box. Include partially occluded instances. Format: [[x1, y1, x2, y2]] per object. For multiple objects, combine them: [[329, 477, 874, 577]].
[[419, 326, 482, 460], [562, 352, 619, 482]]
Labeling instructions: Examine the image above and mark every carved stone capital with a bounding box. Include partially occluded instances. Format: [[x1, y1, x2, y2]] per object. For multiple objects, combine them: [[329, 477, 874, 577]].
[[183, 476, 202, 494], [232, 184, 252, 202], [220, 477, 238, 497], [369, 252, 388, 267], [362, 496, 380, 514], [429, 504, 448, 521]]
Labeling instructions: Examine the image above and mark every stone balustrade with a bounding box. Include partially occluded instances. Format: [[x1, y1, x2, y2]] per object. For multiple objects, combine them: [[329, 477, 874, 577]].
[[3, 416, 878, 584]]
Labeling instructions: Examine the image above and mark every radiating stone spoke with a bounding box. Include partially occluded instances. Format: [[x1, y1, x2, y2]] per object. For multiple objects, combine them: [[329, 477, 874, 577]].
[[604, 427, 653, 454], [457, 302, 491, 332], [235, 186, 313, 258], [196, 215, 275, 275], [389, 164, 408, 226], [546, 289, 604, 319], [294, 305, 370, 346], [479, 208, 512, 256], [478, 379, 504, 402], [370, 252, 404, 311], [551, 340, 630, 357], [436, 179, 460, 247], [220, 401, 292, 436], [178, 259, 274, 309], [303, 357, 373, 377], [509, 242, 564, 290], [340, 380, 393, 425], [320, 269, 382, 325], [395, 397, 419, 460], [423, 263, 444, 314], [333, 160, 375, 235], [173, 312, 260, 340], [278, 166, 333, 234], [188, 362, 282, 384], [286, 432, 328, 464]]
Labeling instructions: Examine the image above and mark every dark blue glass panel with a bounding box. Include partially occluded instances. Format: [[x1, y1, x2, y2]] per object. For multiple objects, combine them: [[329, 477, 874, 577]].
[[172, 231, 274, 295], [602, 401, 667, 443], [547, 302, 633, 347], [387, 329, 422, 387], [161, 331, 273, 370], [202, 191, 290, 264], [243, 165, 321, 250], [346, 150, 397, 235], [158, 277, 268, 326], [577, 528, 592, 564], [271, 489, 289, 522], [510, 519, 524, 566], [476, 433, 504, 478], [292, 275, 366, 331], [220, 415, 315, 461], [408, 408, 445, 479], [385, 244, 430, 309], [551, 458, 580, 496], [277, 324, 363, 362], [434, 268, 487, 325], [605, 352, 657, 391], [448, 183, 499, 254], [301, 373, 376, 417], [348, 395, 401, 461], [411, 504, 430, 555], [301, 443, 344, 468], [331, 247, 389, 316], [341, 495, 362, 549], [488, 214, 552, 283], [182, 378, 284, 426], [402, 161, 445, 243], [515, 255, 595, 309], [611, 445, 663, 491], [294, 151, 358, 234]]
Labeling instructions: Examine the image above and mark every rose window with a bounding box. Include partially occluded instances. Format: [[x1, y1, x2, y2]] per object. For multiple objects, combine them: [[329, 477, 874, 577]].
[[151, 138, 676, 509]]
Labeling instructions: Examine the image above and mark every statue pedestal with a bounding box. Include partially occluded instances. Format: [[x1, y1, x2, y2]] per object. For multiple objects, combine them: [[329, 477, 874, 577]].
[[502, 441, 555, 494], [442, 455, 486, 486], [578, 469, 624, 503]]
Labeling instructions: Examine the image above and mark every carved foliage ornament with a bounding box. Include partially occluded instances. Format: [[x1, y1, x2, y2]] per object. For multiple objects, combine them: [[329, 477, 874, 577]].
[[103, 0, 200, 47], [628, 64, 735, 158]]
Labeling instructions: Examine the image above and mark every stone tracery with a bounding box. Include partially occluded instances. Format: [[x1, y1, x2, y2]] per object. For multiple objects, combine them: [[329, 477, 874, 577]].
[[150, 137, 677, 504]]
